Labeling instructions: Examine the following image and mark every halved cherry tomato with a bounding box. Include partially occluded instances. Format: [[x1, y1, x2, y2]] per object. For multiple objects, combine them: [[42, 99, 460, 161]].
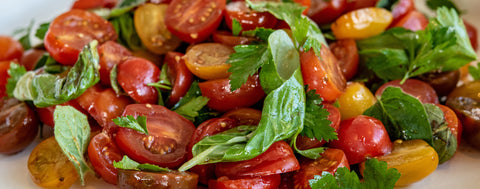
[[183, 43, 234, 80], [329, 115, 393, 165], [20, 49, 45, 71], [221, 107, 262, 126], [375, 79, 439, 104], [344, 0, 378, 13], [88, 131, 124, 185], [307, 0, 347, 25], [418, 70, 460, 97], [329, 39, 359, 80], [392, 10, 428, 31], [44, 9, 117, 65], [464, 20, 478, 51], [209, 174, 281, 189], [134, 3, 182, 55], [301, 46, 346, 102], [199, 74, 265, 112], [293, 148, 349, 189], [36, 100, 89, 127], [71, 0, 118, 9], [98, 41, 132, 86], [437, 104, 462, 147], [115, 104, 196, 168], [117, 57, 160, 104], [165, 0, 226, 43], [213, 31, 257, 47], [215, 141, 300, 179], [337, 82, 376, 120], [117, 169, 198, 189], [164, 52, 194, 108], [225, 1, 278, 32], [0, 61, 11, 98], [332, 7, 392, 40], [0, 36, 23, 62], [389, 0, 415, 26], [296, 104, 341, 150]]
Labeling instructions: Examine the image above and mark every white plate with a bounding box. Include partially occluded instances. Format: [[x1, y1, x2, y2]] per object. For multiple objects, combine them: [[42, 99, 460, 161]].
[[0, 0, 479, 188]]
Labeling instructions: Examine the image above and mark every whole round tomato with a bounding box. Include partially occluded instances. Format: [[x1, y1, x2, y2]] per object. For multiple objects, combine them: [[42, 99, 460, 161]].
[[209, 174, 281, 189], [296, 104, 341, 150], [44, 9, 117, 65], [118, 169, 198, 189], [329, 39, 359, 80], [225, 1, 278, 32], [115, 104, 196, 168], [0, 36, 23, 62], [307, 0, 347, 25], [329, 115, 393, 165], [199, 74, 265, 112], [332, 7, 392, 40], [375, 79, 439, 104], [165, 0, 226, 43], [98, 41, 132, 86], [88, 131, 124, 185], [164, 52, 194, 108], [117, 57, 160, 104]]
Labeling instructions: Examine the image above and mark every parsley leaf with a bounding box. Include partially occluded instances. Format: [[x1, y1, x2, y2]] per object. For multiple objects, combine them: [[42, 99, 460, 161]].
[[113, 115, 149, 134], [171, 81, 210, 122], [426, 0, 462, 14], [241, 27, 275, 41], [6, 62, 27, 97], [35, 22, 50, 40], [232, 19, 243, 36], [302, 89, 336, 142], [114, 155, 171, 172], [227, 44, 270, 91]]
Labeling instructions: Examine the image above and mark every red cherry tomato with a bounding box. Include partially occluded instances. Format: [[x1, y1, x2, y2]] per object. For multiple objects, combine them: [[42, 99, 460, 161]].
[[464, 20, 478, 51], [44, 9, 117, 65], [215, 141, 300, 179], [344, 0, 378, 13], [213, 31, 256, 47], [329, 39, 359, 81], [199, 74, 265, 112], [117, 169, 198, 188], [20, 49, 45, 71], [307, 0, 347, 25], [36, 100, 89, 127], [225, 1, 278, 32], [389, 0, 415, 26], [392, 10, 428, 31], [0, 61, 11, 98], [294, 0, 312, 14], [71, 0, 118, 9], [165, 0, 226, 43], [329, 115, 393, 165], [437, 104, 462, 147], [221, 107, 262, 126], [117, 57, 160, 104], [293, 148, 350, 189], [164, 52, 194, 108], [98, 41, 132, 86], [87, 131, 124, 185], [301, 46, 346, 102], [296, 104, 341, 150], [115, 104, 196, 168], [209, 174, 281, 189], [0, 36, 23, 62], [375, 79, 439, 104]]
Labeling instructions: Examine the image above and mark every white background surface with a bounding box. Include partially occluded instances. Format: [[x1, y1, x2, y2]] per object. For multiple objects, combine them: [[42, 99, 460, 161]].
[[0, 0, 479, 188]]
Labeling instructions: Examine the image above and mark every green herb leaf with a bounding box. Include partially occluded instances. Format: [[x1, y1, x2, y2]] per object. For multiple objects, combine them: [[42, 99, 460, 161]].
[[469, 65, 480, 81], [113, 115, 149, 134], [53, 106, 92, 185], [12, 20, 33, 50], [110, 0, 146, 18], [34, 53, 70, 74], [6, 62, 27, 97], [109, 12, 144, 51], [114, 155, 171, 172], [232, 19, 243, 36], [109, 64, 124, 95], [375, 0, 399, 10], [241, 27, 275, 41], [171, 81, 211, 122], [227, 44, 270, 91], [302, 89, 336, 142], [425, 103, 457, 163], [426, 0, 462, 14], [35, 22, 50, 40]]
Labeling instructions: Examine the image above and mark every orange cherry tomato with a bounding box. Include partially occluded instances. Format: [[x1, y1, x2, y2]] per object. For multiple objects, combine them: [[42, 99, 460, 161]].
[[183, 43, 234, 80], [331, 7, 393, 40]]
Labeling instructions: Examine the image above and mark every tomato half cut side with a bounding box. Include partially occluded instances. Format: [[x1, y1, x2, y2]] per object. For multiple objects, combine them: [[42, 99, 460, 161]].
[[165, 0, 226, 43], [88, 131, 124, 185], [209, 174, 281, 189], [183, 43, 234, 80], [115, 104, 195, 168], [118, 169, 198, 189], [117, 57, 160, 104], [329, 39, 359, 81], [164, 52, 194, 108]]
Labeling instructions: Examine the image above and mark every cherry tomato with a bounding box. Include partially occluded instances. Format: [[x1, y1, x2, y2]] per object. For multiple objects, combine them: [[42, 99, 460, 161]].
[[20, 49, 45, 71], [165, 0, 226, 43], [437, 104, 462, 147], [329, 39, 359, 80], [183, 43, 234, 80], [360, 140, 438, 187], [44, 9, 117, 65], [375, 79, 439, 104], [134, 3, 182, 55], [337, 82, 376, 120], [0, 98, 39, 154], [0, 36, 23, 62], [28, 137, 79, 189], [418, 70, 460, 97], [213, 31, 257, 47], [164, 52, 194, 108], [117, 169, 198, 189], [199, 74, 265, 112], [307, 0, 347, 25], [389, 0, 415, 26], [117, 57, 160, 104], [332, 7, 392, 40], [0, 61, 11, 98], [98, 41, 132, 86], [221, 107, 262, 126], [71, 0, 118, 9], [209, 174, 281, 189], [296, 104, 341, 150], [392, 10, 428, 31], [215, 141, 300, 179], [329, 115, 393, 165], [225, 1, 278, 32], [301, 46, 346, 102], [464, 20, 478, 51], [36, 100, 89, 127], [115, 104, 196, 168], [88, 131, 124, 185], [293, 148, 350, 189], [344, 0, 378, 12]]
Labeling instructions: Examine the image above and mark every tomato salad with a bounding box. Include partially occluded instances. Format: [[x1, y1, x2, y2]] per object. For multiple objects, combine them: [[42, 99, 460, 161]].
[[0, 0, 479, 188]]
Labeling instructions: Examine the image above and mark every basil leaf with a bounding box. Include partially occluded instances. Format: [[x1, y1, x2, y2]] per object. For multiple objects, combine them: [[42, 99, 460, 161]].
[[114, 155, 171, 172], [113, 115, 149, 134], [425, 103, 457, 164], [54, 106, 92, 185], [232, 19, 243, 36], [35, 22, 50, 40], [110, 12, 144, 51], [12, 20, 33, 50], [6, 62, 27, 97]]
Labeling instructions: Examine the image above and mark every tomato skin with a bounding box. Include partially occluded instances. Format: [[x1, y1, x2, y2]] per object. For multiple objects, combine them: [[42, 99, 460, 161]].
[[36, 100, 89, 127], [329, 115, 393, 165], [71, 0, 118, 9], [165, 0, 226, 43], [375, 79, 439, 104], [0, 61, 11, 98], [392, 10, 428, 31], [344, 0, 378, 12], [0, 36, 23, 62], [117, 57, 160, 104], [20, 49, 45, 71], [332, 7, 392, 40], [209, 175, 281, 189], [98, 41, 132, 86], [464, 20, 478, 51], [225, 1, 278, 32], [164, 52, 194, 108], [389, 0, 415, 26], [329, 39, 359, 80], [301, 46, 346, 102], [296, 104, 341, 150], [221, 107, 262, 126], [437, 104, 462, 147], [44, 9, 117, 65], [118, 169, 199, 189], [88, 131, 124, 185], [293, 148, 349, 189], [337, 82, 377, 120], [307, 0, 347, 25], [115, 104, 196, 168], [215, 141, 300, 179], [199, 74, 266, 112], [213, 31, 256, 47]]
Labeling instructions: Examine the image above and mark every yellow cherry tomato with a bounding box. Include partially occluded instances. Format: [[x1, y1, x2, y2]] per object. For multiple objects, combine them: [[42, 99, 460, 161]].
[[28, 137, 79, 189], [183, 43, 234, 80], [331, 7, 393, 40], [360, 140, 439, 187], [337, 82, 376, 120]]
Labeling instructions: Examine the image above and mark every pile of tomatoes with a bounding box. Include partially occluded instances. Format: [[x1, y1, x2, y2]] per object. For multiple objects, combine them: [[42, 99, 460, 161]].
[[0, 0, 479, 188]]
